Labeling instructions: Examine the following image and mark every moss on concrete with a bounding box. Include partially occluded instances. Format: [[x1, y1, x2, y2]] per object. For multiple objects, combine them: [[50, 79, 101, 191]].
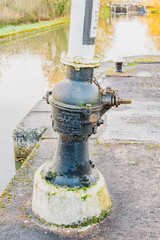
[[33, 207, 112, 229]]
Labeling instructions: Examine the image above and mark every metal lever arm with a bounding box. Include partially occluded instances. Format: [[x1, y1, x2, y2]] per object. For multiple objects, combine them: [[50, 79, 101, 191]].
[[119, 98, 132, 105], [93, 77, 131, 107], [101, 87, 131, 108]]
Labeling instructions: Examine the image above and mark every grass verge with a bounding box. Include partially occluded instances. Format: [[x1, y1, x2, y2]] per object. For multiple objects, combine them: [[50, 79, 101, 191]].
[[0, 18, 70, 39], [148, 7, 160, 14]]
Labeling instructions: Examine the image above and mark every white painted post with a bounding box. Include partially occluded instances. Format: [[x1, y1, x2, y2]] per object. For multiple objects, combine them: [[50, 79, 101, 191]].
[[67, 0, 100, 62]]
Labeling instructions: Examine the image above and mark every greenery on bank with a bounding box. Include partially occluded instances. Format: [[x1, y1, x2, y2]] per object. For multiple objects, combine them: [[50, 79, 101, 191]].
[[148, 7, 160, 14], [0, 18, 69, 37], [0, 0, 71, 27], [100, 6, 111, 18], [1, 0, 160, 29]]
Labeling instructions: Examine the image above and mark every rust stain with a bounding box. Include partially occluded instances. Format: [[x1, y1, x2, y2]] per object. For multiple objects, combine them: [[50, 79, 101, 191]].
[[91, 114, 99, 124]]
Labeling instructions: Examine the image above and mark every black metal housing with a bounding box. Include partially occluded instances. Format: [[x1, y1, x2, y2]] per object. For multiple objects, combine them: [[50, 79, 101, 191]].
[[43, 66, 123, 188], [116, 62, 123, 73]]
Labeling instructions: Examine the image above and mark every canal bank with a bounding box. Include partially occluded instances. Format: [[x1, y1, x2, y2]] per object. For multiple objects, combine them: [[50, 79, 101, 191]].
[[0, 56, 160, 239], [0, 18, 70, 40]]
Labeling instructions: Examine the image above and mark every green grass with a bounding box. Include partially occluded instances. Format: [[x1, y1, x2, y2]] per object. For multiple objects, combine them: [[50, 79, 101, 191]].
[[103, 7, 111, 14], [127, 62, 139, 66], [0, 18, 70, 38], [100, 7, 111, 18], [148, 8, 160, 14]]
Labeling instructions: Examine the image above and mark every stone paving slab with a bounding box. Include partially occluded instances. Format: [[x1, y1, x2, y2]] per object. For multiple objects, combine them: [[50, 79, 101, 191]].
[[128, 63, 160, 78], [100, 76, 160, 101], [100, 100, 160, 143], [41, 127, 58, 139], [17, 111, 51, 129], [31, 99, 51, 112], [97, 60, 160, 143]]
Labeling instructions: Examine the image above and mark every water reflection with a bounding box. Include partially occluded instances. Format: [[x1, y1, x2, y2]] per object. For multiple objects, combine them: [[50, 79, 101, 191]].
[[0, 27, 69, 194], [0, 13, 160, 194], [96, 13, 160, 61], [141, 14, 160, 51], [42, 28, 68, 88]]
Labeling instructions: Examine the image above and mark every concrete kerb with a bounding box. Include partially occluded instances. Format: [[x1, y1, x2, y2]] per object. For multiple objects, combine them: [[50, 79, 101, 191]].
[[13, 99, 53, 159]]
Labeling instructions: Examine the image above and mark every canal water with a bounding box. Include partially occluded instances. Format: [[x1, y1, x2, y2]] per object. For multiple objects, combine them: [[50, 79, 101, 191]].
[[0, 13, 160, 194]]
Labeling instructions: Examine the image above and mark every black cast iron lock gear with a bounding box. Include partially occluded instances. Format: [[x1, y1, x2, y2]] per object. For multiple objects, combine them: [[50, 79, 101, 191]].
[[44, 66, 131, 189]]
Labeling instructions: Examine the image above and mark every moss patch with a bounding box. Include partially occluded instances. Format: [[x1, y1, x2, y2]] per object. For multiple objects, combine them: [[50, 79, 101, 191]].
[[35, 208, 112, 229], [81, 195, 91, 200], [97, 185, 112, 211]]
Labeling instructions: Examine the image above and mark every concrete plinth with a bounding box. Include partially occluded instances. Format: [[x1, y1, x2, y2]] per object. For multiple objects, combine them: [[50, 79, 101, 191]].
[[32, 162, 111, 226]]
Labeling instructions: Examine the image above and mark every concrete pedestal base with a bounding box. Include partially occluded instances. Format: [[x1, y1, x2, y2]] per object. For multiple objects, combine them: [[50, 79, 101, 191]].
[[32, 162, 111, 226]]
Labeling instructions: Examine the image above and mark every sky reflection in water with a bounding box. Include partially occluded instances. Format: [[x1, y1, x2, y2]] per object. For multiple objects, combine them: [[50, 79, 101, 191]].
[[103, 16, 160, 61]]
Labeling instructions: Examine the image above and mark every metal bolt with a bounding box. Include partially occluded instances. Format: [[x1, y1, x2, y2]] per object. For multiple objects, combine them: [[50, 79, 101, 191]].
[[45, 171, 53, 181], [81, 175, 90, 187], [97, 118, 104, 126], [46, 90, 52, 104], [82, 176, 89, 182], [83, 182, 90, 187], [89, 160, 95, 168], [89, 160, 93, 165]]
